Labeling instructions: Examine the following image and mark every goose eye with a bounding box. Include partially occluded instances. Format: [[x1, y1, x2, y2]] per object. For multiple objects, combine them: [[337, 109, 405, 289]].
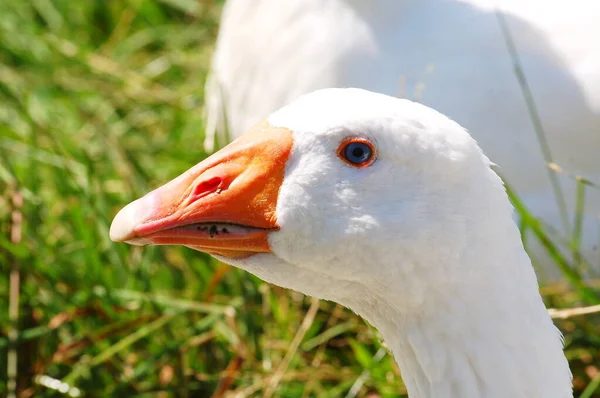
[[338, 138, 376, 167]]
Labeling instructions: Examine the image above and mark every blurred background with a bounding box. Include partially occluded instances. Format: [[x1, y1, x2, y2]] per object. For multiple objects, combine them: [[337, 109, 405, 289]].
[[0, 1, 599, 397]]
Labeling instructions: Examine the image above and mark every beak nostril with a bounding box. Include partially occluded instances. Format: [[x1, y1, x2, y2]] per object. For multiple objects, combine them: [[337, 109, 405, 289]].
[[191, 176, 223, 201]]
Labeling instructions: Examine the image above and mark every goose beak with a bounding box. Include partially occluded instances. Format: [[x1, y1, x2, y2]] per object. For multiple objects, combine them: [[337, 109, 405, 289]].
[[109, 121, 293, 259]]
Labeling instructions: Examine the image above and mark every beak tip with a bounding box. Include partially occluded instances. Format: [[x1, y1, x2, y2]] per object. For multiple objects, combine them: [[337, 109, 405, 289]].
[[109, 204, 137, 243], [110, 194, 156, 244]]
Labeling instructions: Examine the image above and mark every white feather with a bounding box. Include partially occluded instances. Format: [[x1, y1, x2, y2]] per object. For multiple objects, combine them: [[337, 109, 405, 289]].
[[219, 88, 573, 397]]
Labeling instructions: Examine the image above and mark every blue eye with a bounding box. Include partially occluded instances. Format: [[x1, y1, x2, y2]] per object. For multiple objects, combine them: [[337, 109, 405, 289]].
[[338, 139, 376, 167]]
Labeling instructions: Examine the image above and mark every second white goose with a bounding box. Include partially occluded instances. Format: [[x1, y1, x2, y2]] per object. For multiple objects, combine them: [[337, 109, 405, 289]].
[[205, 0, 600, 278]]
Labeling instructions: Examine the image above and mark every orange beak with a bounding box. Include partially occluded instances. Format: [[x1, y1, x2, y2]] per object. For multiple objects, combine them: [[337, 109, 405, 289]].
[[109, 121, 293, 259]]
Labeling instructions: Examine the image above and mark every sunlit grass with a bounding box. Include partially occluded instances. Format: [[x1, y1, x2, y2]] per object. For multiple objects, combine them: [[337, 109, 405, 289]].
[[0, 1, 598, 397]]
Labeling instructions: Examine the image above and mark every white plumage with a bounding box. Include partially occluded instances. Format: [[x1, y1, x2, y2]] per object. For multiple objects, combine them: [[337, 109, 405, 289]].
[[205, 0, 600, 279], [111, 88, 573, 397], [234, 88, 572, 397]]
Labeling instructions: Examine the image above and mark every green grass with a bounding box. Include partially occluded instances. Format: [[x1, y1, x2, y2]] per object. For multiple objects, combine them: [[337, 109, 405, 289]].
[[0, 1, 599, 397]]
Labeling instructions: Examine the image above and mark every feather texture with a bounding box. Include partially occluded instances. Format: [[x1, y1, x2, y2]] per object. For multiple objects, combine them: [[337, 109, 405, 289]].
[[220, 88, 573, 397]]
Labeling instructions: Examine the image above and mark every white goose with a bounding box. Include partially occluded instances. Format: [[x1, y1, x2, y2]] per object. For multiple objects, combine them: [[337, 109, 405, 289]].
[[205, 0, 600, 277], [111, 88, 573, 397]]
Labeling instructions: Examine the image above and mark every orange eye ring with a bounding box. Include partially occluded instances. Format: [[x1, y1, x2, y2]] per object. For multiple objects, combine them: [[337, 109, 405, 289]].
[[337, 138, 377, 168]]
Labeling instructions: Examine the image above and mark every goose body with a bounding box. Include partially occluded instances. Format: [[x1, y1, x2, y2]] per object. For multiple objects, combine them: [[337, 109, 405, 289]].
[[112, 88, 573, 397], [205, 0, 600, 276]]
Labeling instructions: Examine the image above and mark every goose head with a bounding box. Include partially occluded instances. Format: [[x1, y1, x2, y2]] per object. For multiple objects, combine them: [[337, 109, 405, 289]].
[[110, 88, 572, 397], [110, 88, 496, 305]]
